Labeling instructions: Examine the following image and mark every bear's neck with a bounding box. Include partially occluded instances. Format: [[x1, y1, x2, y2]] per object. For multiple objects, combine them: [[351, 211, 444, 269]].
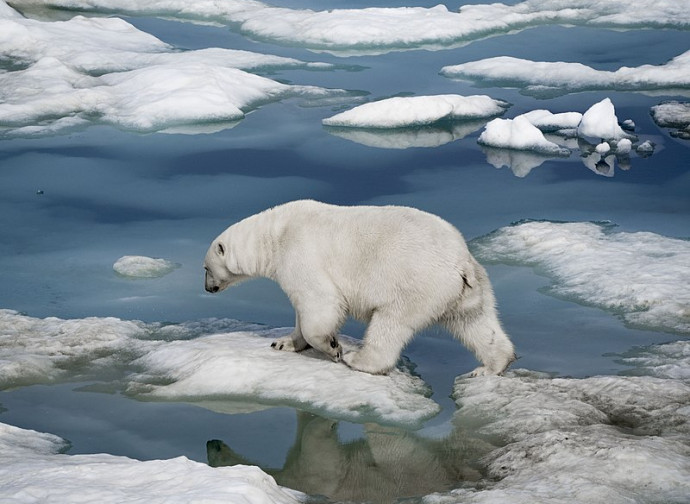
[[230, 210, 281, 279]]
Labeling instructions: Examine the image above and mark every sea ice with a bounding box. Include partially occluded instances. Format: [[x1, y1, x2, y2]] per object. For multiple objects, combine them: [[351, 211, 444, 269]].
[[478, 115, 570, 156], [471, 221, 690, 334], [429, 367, 690, 503], [322, 95, 509, 129], [113, 255, 179, 278], [441, 50, 690, 97], [10, 0, 690, 55], [651, 101, 690, 139], [577, 98, 629, 141], [0, 2, 345, 136], [0, 422, 304, 503], [128, 330, 440, 427], [0, 310, 439, 426]]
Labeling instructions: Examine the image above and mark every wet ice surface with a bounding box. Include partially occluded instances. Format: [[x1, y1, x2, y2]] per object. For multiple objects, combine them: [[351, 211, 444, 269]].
[[1, 0, 690, 502]]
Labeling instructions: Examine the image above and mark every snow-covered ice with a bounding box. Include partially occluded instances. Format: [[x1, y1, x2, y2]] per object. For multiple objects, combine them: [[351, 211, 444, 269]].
[[427, 367, 690, 503], [0, 422, 304, 504], [0, 310, 439, 426], [113, 256, 179, 278], [128, 330, 440, 427], [10, 0, 690, 55], [651, 101, 690, 139], [441, 50, 690, 97], [477, 99, 651, 176], [478, 115, 570, 156], [577, 98, 629, 141], [0, 2, 346, 136], [322, 95, 509, 129], [471, 221, 690, 334]]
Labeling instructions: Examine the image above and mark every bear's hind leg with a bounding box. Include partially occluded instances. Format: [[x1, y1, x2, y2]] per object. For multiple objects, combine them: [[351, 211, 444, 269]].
[[443, 311, 515, 376], [342, 312, 414, 375]]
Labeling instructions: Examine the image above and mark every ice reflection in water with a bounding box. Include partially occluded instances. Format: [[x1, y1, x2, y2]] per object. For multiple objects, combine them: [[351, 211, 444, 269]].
[[208, 412, 490, 504]]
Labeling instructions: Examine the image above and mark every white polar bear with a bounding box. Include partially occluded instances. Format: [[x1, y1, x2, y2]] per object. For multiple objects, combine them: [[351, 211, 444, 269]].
[[204, 200, 515, 376]]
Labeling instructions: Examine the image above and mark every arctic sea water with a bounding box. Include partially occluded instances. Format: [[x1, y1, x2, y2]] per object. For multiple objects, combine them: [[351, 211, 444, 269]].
[[1, 1, 689, 502]]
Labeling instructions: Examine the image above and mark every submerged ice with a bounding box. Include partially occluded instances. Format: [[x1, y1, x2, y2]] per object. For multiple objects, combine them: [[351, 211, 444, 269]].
[[113, 256, 180, 278]]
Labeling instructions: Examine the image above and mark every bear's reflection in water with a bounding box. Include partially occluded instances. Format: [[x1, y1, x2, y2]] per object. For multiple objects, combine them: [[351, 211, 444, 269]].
[[207, 412, 492, 503]]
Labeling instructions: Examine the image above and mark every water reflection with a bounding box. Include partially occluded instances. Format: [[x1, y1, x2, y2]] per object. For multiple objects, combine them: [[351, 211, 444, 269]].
[[324, 119, 490, 150], [208, 411, 491, 504], [482, 134, 656, 178]]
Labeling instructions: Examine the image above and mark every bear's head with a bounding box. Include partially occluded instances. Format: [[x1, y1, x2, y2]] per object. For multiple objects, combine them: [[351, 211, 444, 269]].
[[203, 238, 248, 293]]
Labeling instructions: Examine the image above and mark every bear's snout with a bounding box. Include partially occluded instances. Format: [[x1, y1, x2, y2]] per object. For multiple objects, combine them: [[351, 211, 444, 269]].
[[204, 270, 221, 293]]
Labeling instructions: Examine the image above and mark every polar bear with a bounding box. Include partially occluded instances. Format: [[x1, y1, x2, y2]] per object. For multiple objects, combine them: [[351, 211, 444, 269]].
[[204, 200, 515, 376]]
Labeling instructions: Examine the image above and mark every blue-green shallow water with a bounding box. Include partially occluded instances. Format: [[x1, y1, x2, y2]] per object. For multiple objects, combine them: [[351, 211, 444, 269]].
[[1, 5, 689, 503]]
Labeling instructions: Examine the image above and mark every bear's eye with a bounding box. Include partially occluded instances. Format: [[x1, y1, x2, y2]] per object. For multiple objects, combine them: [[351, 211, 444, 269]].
[[217, 243, 225, 256]]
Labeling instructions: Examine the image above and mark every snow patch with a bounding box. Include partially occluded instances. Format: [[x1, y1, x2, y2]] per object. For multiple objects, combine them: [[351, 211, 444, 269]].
[[471, 221, 690, 334]]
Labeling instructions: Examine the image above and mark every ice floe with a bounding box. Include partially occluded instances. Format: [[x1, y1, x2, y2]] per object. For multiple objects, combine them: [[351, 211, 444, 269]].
[[323, 95, 509, 129], [478, 115, 570, 157], [11, 0, 690, 55], [128, 330, 440, 427], [0, 2, 347, 136], [0, 310, 439, 426], [441, 50, 690, 97], [616, 340, 690, 380], [428, 367, 690, 503], [113, 255, 180, 278], [471, 221, 690, 334], [0, 422, 304, 503], [651, 100, 690, 139], [478, 98, 652, 177]]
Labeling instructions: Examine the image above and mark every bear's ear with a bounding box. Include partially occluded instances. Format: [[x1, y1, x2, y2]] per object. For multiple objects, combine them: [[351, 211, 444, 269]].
[[217, 243, 225, 256]]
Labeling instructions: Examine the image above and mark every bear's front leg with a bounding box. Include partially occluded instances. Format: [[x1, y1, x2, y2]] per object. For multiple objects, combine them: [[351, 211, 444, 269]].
[[271, 313, 310, 352], [296, 304, 344, 362]]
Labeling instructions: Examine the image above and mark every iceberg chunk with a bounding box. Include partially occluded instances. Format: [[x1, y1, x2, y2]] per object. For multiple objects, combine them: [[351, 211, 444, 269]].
[[323, 95, 509, 129], [478, 115, 570, 156], [651, 100, 690, 139], [577, 98, 628, 141]]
